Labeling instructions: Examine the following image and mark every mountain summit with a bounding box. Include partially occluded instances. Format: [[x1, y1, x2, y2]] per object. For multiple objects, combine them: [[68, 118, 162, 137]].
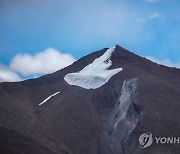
[[0, 45, 180, 154]]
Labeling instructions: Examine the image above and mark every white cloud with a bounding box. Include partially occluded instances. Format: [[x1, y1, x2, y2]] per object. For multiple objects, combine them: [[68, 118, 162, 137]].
[[0, 64, 22, 82], [146, 56, 180, 69], [0, 48, 75, 83], [10, 48, 76, 76], [149, 12, 161, 19], [144, 0, 160, 3], [136, 12, 161, 23]]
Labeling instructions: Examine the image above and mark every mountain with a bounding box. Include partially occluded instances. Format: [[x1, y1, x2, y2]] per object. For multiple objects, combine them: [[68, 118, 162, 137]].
[[0, 45, 180, 154]]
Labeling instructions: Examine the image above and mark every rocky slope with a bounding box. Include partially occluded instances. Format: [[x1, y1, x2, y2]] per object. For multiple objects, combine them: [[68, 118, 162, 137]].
[[0, 45, 180, 154]]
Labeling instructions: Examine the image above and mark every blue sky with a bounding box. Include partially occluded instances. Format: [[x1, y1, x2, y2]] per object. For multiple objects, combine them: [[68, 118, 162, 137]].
[[0, 0, 180, 82]]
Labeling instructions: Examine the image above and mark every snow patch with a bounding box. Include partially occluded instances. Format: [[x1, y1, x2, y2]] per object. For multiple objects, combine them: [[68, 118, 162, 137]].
[[64, 46, 122, 89], [39, 91, 60, 106]]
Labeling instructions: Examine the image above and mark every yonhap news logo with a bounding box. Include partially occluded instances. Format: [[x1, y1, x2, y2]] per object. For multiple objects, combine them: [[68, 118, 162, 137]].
[[139, 132, 153, 148], [139, 132, 180, 148]]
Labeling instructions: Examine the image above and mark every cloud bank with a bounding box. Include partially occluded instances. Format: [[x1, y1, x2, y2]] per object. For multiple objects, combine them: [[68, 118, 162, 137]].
[[0, 65, 21, 82], [146, 56, 180, 69], [0, 48, 76, 83], [10, 48, 76, 76]]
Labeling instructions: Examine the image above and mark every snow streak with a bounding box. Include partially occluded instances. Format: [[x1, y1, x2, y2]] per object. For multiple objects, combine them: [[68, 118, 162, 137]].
[[39, 91, 60, 106]]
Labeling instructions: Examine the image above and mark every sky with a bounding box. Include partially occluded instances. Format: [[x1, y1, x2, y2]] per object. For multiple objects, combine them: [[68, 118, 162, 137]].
[[0, 0, 180, 82]]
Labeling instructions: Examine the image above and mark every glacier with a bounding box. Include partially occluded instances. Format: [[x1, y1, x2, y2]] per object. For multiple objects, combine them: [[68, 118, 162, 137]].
[[64, 46, 122, 89]]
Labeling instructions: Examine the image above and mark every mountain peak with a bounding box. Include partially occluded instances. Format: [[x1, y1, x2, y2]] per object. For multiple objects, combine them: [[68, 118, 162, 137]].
[[64, 46, 122, 89], [0, 45, 180, 154]]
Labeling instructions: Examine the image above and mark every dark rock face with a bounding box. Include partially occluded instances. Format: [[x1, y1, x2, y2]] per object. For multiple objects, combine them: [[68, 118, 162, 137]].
[[0, 45, 180, 154], [100, 78, 142, 154], [0, 126, 56, 154]]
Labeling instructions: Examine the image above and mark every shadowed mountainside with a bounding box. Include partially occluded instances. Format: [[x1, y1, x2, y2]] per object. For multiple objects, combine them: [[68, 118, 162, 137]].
[[0, 45, 180, 154]]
